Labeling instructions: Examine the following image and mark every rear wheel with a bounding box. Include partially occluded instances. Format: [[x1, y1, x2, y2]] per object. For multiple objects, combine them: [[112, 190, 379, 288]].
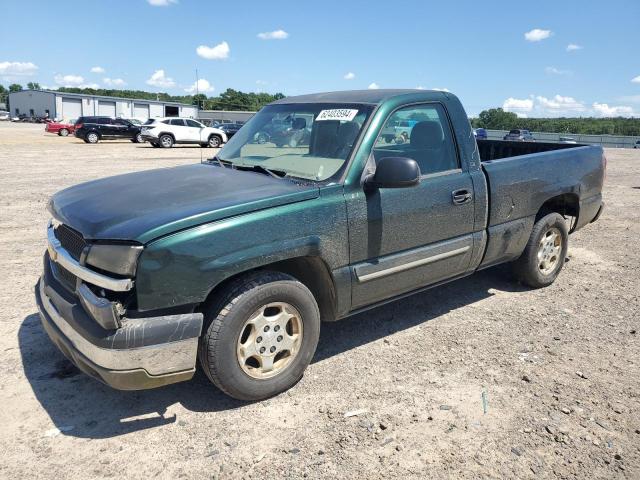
[[198, 271, 320, 401], [85, 132, 99, 144], [159, 134, 173, 148], [132, 133, 143, 143], [512, 213, 568, 288], [58, 128, 69, 137], [151, 142, 160, 148]]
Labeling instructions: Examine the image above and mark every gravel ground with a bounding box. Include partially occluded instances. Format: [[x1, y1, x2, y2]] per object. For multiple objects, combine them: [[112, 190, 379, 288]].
[[0, 122, 638, 479]]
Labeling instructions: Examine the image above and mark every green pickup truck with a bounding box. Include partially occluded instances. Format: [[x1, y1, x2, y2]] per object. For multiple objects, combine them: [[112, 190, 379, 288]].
[[37, 90, 605, 400]]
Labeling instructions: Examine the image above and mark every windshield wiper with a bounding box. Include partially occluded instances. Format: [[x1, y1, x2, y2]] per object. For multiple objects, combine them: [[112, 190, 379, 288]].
[[239, 164, 285, 179], [206, 157, 286, 179]]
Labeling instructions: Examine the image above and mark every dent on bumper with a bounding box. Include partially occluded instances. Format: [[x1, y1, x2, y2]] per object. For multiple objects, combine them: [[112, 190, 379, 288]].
[[35, 276, 203, 390]]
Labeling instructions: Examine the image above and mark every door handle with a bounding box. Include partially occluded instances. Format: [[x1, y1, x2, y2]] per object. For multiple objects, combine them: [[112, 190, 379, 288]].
[[452, 189, 472, 205]]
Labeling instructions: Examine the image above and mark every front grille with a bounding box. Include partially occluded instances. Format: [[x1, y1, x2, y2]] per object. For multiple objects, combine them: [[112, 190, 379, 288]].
[[54, 224, 87, 261], [52, 262, 78, 292]]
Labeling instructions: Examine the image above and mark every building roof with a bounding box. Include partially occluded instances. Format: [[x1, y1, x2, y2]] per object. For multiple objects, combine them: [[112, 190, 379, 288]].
[[271, 89, 448, 105], [12, 89, 194, 107]]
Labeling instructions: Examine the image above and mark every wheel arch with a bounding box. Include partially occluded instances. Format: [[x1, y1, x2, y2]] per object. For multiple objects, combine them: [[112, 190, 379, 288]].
[[536, 193, 580, 231], [201, 255, 338, 323], [158, 131, 176, 141]]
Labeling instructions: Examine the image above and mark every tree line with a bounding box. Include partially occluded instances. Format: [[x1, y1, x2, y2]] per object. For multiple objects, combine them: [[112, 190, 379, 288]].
[[471, 108, 640, 136], [0, 83, 285, 112], [2, 85, 639, 136]]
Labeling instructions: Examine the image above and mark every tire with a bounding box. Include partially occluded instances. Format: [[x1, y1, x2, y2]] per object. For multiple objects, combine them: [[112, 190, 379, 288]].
[[59, 128, 69, 137], [256, 133, 268, 144], [132, 133, 143, 143], [198, 271, 321, 401], [208, 135, 222, 148], [512, 213, 569, 288], [159, 134, 173, 148], [85, 132, 99, 144], [151, 142, 160, 148]]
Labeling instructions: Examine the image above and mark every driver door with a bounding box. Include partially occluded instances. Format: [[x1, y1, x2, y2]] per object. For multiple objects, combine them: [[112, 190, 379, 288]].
[[345, 103, 476, 308]]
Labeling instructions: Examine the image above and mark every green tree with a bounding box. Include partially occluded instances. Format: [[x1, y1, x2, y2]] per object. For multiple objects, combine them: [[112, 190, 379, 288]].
[[27, 82, 41, 90], [475, 108, 519, 129], [9, 83, 23, 92]]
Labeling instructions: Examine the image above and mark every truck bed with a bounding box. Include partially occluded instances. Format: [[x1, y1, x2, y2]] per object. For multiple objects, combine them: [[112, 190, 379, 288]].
[[477, 139, 585, 162], [476, 141, 605, 269]]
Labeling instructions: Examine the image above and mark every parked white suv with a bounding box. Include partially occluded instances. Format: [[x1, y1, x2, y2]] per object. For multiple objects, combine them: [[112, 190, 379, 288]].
[[141, 117, 227, 148]]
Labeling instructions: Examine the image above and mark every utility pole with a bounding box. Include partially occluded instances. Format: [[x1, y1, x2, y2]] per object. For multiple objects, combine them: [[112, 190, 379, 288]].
[[195, 68, 200, 110]]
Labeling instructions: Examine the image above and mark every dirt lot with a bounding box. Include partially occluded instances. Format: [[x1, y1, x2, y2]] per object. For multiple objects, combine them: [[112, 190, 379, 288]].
[[0, 122, 638, 479]]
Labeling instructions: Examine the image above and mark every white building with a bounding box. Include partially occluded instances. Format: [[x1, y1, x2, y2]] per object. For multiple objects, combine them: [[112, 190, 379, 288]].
[[8, 90, 198, 121]]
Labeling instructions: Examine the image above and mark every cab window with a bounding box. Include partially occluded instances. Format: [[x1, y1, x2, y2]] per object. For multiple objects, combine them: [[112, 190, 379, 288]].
[[373, 103, 459, 175]]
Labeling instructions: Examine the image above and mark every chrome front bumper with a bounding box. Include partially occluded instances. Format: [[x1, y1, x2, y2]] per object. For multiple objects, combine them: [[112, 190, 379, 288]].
[[37, 249, 203, 390]]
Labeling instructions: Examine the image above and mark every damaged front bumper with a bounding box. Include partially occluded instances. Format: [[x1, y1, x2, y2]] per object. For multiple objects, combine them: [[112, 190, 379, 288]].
[[36, 256, 203, 390]]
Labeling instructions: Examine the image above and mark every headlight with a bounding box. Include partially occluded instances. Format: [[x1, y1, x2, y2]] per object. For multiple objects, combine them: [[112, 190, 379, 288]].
[[85, 243, 143, 277]]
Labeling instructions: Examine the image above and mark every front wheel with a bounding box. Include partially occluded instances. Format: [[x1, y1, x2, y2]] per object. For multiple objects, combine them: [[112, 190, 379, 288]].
[[512, 213, 569, 288], [208, 135, 222, 148], [198, 271, 320, 401]]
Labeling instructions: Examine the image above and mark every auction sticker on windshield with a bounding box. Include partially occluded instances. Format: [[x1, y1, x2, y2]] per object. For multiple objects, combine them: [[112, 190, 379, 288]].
[[316, 109, 359, 122]]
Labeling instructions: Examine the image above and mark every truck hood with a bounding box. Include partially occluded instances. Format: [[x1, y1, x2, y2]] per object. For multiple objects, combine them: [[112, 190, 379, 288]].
[[49, 163, 319, 243]]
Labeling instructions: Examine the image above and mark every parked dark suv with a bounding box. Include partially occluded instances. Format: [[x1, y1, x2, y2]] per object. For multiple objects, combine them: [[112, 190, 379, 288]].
[[74, 116, 143, 144], [217, 123, 244, 139]]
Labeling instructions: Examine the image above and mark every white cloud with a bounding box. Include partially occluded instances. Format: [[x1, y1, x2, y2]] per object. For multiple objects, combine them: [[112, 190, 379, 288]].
[[344, 72, 355, 80], [0, 61, 38, 79], [196, 41, 230, 60], [432, 87, 450, 92], [631, 75, 640, 84], [502, 93, 638, 118], [90, 66, 105, 74], [535, 95, 585, 113], [103, 77, 127, 87], [566, 44, 582, 52], [257, 30, 289, 40], [368, 82, 379, 90], [77, 83, 100, 89], [592, 102, 636, 117], [524, 28, 552, 42], [147, 0, 177, 6], [545, 66, 571, 76], [184, 78, 214, 94], [256, 80, 268, 86], [503, 97, 534, 113], [146, 69, 176, 88], [54, 74, 85, 86]]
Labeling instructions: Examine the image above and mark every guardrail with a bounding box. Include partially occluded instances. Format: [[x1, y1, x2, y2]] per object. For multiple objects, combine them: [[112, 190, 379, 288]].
[[486, 130, 640, 149]]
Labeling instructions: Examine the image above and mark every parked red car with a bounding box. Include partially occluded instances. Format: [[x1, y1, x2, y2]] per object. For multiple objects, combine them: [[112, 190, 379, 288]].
[[45, 120, 76, 137]]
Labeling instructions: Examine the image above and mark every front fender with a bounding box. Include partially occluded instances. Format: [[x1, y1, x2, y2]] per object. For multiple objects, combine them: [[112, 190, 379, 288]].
[[135, 186, 349, 312]]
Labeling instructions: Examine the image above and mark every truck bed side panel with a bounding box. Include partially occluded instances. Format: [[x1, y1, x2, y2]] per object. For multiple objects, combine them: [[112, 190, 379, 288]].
[[479, 145, 604, 269]]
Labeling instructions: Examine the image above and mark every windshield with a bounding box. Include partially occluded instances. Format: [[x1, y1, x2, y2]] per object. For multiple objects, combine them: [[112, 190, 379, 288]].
[[217, 103, 374, 181]]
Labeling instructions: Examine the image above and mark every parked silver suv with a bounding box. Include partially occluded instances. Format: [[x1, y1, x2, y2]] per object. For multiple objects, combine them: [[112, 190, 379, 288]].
[[503, 129, 535, 142]]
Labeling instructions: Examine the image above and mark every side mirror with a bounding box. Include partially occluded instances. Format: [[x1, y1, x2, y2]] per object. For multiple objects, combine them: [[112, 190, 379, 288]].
[[364, 157, 421, 189]]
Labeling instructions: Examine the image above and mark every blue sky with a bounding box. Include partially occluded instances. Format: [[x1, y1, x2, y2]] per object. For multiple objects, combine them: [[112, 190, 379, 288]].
[[1, 0, 639, 117]]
